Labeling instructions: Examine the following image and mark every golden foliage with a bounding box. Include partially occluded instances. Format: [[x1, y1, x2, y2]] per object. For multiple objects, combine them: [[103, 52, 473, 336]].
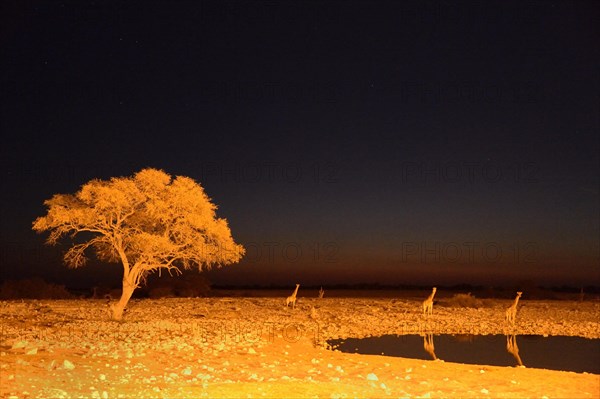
[[33, 168, 245, 281]]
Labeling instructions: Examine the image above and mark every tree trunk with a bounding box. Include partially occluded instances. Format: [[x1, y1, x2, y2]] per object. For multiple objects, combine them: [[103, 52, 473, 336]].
[[111, 278, 136, 320]]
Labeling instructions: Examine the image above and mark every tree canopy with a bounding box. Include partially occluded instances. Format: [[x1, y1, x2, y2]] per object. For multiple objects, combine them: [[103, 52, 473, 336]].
[[33, 168, 245, 319]]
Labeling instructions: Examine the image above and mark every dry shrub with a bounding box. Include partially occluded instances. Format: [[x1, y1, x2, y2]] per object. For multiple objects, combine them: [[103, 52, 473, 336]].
[[0, 278, 73, 299], [442, 293, 484, 308], [175, 274, 211, 297], [148, 286, 175, 298], [144, 272, 211, 298]]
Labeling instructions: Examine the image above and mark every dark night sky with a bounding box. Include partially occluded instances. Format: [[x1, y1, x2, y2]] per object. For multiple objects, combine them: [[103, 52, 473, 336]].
[[1, 1, 598, 289]]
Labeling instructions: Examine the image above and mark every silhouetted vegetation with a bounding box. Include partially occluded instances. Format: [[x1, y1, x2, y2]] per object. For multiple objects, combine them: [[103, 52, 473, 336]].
[[438, 293, 488, 308], [141, 271, 211, 298], [0, 278, 73, 299]]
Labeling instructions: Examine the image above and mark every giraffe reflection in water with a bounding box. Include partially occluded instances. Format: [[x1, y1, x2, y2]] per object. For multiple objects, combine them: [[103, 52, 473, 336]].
[[506, 334, 524, 367], [422, 332, 438, 360], [419, 333, 524, 366]]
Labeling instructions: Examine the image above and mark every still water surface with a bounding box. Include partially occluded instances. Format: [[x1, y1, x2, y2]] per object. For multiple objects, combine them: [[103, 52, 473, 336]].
[[328, 334, 600, 374]]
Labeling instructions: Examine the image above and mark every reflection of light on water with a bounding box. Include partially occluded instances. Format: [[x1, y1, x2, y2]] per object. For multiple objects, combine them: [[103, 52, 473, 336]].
[[327, 334, 600, 373]]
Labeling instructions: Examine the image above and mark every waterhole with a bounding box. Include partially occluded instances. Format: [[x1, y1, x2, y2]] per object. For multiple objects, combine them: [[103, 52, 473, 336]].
[[328, 334, 599, 374]]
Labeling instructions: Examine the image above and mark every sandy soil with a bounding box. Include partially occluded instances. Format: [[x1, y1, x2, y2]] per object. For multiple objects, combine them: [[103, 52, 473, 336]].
[[1, 295, 599, 398]]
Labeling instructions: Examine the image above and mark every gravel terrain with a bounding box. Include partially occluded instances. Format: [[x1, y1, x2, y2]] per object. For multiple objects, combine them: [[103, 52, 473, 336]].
[[1, 296, 598, 398]]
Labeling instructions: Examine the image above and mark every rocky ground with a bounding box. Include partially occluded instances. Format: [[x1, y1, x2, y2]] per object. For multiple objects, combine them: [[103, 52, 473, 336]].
[[1, 295, 599, 398]]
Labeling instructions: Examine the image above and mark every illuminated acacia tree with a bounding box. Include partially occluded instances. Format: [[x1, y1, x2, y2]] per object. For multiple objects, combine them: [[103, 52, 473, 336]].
[[33, 168, 245, 320]]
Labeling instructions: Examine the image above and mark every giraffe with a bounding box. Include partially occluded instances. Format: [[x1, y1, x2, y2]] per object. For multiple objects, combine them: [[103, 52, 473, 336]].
[[506, 334, 524, 367], [285, 284, 300, 309], [505, 291, 522, 324], [318, 287, 325, 299], [422, 287, 437, 315]]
